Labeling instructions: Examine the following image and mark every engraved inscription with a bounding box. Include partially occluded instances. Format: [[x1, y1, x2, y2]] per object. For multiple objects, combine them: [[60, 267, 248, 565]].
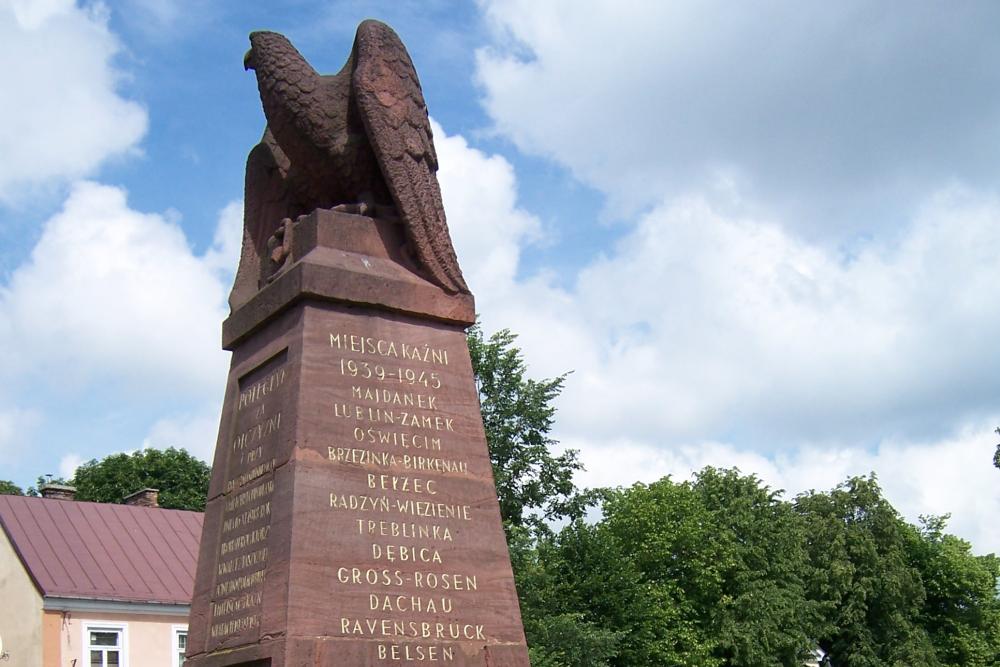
[[325, 330, 492, 662], [237, 367, 287, 411], [209, 352, 287, 643], [327, 447, 468, 474], [330, 333, 450, 366], [378, 644, 456, 662]]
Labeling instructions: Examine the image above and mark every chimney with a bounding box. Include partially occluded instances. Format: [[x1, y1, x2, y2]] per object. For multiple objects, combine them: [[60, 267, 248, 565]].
[[124, 488, 160, 508], [40, 484, 76, 501]]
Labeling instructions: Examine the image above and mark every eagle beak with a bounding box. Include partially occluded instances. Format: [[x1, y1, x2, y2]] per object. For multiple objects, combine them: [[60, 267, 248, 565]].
[[244, 48, 255, 71]]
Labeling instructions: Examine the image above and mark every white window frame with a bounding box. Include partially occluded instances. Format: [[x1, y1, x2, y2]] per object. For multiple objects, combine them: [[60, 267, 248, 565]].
[[82, 621, 128, 667], [172, 624, 189, 667]]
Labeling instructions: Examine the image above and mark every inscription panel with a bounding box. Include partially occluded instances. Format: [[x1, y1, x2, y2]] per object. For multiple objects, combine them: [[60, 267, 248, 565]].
[[206, 350, 288, 650], [291, 307, 524, 663]]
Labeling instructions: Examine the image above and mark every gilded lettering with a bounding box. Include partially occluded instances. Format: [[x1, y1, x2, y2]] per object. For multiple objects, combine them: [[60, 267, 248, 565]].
[[231, 412, 281, 453], [329, 332, 448, 366], [352, 427, 442, 450], [369, 594, 453, 614], [214, 568, 266, 597], [211, 591, 262, 618], [224, 459, 275, 493], [336, 567, 405, 586], [209, 613, 259, 638], [377, 644, 455, 662], [237, 368, 286, 412], [326, 447, 467, 474], [367, 474, 437, 496], [217, 548, 268, 577], [221, 501, 270, 534], [393, 499, 471, 520], [371, 543, 443, 564], [401, 454, 467, 474], [356, 519, 453, 542], [327, 447, 395, 467], [329, 493, 391, 513], [337, 618, 483, 640], [412, 572, 477, 591], [224, 480, 274, 512]]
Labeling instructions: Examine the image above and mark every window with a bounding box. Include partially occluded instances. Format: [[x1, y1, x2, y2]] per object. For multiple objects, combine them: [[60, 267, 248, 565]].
[[172, 625, 188, 667], [83, 623, 127, 667], [86, 627, 123, 667]]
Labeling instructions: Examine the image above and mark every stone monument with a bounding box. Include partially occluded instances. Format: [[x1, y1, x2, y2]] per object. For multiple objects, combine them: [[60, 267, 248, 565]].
[[184, 20, 531, 666]]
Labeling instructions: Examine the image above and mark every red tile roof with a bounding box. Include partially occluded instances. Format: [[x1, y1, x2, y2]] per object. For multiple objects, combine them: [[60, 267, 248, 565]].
[[0, 495, 203, 605]]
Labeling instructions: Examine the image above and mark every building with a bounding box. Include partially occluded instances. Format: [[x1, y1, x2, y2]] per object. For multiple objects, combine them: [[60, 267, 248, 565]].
[[0, 488, 202, 667]]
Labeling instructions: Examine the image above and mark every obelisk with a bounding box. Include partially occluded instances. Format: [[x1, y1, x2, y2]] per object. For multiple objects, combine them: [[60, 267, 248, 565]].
[[185, 20, 531, 667]]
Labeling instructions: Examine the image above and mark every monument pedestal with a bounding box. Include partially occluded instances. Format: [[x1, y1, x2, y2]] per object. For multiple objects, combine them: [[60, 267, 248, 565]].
[[185, 210, 531, 666]]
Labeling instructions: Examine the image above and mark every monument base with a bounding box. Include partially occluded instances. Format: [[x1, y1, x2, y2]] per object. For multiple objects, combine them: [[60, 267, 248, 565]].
[[185, 211, 530, 667]]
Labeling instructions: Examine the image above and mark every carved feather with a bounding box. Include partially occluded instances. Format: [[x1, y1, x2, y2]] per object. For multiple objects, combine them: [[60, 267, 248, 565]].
[[353, 21, 467, 294], [240, 22, 469, 297]]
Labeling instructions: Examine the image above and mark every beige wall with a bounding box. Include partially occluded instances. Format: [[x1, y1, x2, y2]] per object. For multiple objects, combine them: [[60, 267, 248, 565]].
[[42, 612, 61, 667], [57, 611, 188, 667], [0, 529, 44, 667]]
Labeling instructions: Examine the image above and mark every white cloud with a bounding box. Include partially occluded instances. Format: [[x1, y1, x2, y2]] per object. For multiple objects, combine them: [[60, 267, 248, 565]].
[[123, 0, 179, 28], [476, 1, 1000, 237], [115, 0, 219, 42], [142, 407, 221, 463], [535, 188, 1000, 549], [434, 119, 542, 296], [0, 181, 237, 396], [5, 0, 74, 28], [434, 118, 1000, 553], [0, 408, 40, 456], [201, 200, 244, 276], [58, 452, 83, 479], [469, 187, 1000, 449], [0, 0, 147, 199]]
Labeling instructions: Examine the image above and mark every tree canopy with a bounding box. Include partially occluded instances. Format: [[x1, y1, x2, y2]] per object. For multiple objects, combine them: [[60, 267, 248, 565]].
[[0, 480, 24, 495], [514, 470, 1000, 667], [994, 427, 1000, 470], [467, 323, 589, 533], [71, 447, 211, 511]]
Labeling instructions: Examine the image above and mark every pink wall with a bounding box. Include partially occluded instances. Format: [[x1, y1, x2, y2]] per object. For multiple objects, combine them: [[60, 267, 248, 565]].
[[54, 610, 187, 667]]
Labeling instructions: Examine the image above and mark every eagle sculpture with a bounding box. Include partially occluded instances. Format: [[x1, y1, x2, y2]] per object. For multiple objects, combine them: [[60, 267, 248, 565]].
[[230, 20, 469, 309]]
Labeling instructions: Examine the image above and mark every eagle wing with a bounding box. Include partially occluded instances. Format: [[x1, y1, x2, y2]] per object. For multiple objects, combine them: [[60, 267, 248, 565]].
[[352, 20, 469, 294], [230, 129, 293, 310]]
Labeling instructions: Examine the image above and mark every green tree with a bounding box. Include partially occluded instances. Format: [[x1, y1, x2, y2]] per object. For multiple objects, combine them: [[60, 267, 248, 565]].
[[794, 475, 938, 667], [513, 521, 626, 666], [71, 447, 211, 511], [521, 517, 678, 666], [993, 427, 1000, 470], [468, 323, 610, 664], [467, 324, 587, 533], [526, 611, 625, 667], [600, 469, 819, 666], [516, 469, 819, 667], [912, 515, 1000, 666], [0, 480, 24, 495]]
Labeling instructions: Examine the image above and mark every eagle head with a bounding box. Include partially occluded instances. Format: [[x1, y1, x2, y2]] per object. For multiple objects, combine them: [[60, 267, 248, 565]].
[[244, 31, 300, 72]]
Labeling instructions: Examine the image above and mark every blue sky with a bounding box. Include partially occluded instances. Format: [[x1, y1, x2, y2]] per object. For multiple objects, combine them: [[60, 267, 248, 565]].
[[2, 0, 999, 553]]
